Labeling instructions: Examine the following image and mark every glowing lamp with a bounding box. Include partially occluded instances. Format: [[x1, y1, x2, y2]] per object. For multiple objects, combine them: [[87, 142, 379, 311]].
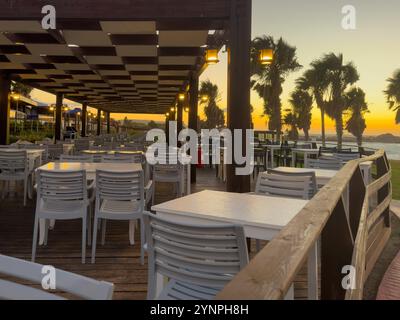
[[205, 49, 219, 65], [178, 93, 185, 101], [259, 49, 274, 65]]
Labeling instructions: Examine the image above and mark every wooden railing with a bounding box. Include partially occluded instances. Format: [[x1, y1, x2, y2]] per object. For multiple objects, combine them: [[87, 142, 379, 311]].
[[217, 150, 392, 300]]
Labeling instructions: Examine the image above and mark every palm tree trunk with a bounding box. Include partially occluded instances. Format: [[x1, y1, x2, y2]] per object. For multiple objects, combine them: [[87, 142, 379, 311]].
[[320, 108, 326, 146], [357, 135, 362, 147], [304, 129, 310, 141], [336, 115, 343, 149]]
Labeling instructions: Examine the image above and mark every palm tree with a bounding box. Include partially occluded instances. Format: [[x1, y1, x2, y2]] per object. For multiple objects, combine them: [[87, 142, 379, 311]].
[[345, 87, 369, 147], [384, 70, 400, 124], [251, 36, 302, 141], [283, 111, 299, 141], [296, 62, 330, 145], [319, 53, 359, 148], [11, 81, 33, 97], [289, 89, 313, 141], [199, 80, 225, 129]]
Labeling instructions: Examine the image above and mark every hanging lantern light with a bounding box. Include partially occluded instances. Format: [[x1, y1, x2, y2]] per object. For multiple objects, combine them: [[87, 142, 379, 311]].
[[259, 48, 274, 65], [205, 49, 219, 65], [184, 107, 190, 113], [200, 95, 209, 102], [178, 93, 186, 101]]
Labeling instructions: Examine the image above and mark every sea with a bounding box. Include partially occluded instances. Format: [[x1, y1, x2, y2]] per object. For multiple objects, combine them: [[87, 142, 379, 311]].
[[320, 142, 400, 161]]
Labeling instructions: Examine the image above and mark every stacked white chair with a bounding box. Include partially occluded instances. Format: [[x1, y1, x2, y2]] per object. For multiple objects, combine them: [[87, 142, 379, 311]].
[[255, 170, 317, 200], [0, 150, 31, 206], [60, 154, 93, 162], [102, 155, 136, 163], [74, 138, 90, 154], [144, 212, 249, 300], [306, 157, 343, 170], [0, 254, 113, 300], [32, 169, 94, 263], [115, 151, 143, 163], [91, 170, 145, 264], [46, 144, 63, 161]]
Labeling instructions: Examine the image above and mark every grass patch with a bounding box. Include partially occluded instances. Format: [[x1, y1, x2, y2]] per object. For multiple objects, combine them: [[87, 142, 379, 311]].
[[390, 161, 400, 200]]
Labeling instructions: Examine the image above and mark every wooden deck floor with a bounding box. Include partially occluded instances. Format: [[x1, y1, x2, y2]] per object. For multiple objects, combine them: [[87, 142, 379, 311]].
[[1, 167, 393, 300]]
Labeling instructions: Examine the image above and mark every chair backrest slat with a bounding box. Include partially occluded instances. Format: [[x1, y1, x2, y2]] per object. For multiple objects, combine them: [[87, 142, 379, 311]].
[[96, 170, 144, 204], [256, 170, 317, 200], [37, 169, 87, 202], [60, 154, 93, 162], [0, 150, 27, 174], [144, 213, 249, 299], [306, 157, 342, 170]]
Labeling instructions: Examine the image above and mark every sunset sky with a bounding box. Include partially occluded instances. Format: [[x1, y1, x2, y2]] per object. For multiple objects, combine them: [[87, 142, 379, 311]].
[[31, 0, 400, 136]]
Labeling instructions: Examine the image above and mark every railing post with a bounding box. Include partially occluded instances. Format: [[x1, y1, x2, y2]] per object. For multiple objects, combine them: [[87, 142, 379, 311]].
[[321, 197, 354, 300]]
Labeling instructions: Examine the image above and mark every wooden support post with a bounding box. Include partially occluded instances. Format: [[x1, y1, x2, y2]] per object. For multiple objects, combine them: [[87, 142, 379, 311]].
[[177, 99, 183, 145], [226, 0, 252, 193], [189, 74, 199, 183], [81, 103, 87, 137], [106, 112, 111, 134], [54, 93, 63, 142], [0, 76, 11, 145], [97, 109, 101, 136]]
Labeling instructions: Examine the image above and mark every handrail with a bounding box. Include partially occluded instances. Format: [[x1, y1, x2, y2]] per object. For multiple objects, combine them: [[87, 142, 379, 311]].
[[217, 149, 391, 300]]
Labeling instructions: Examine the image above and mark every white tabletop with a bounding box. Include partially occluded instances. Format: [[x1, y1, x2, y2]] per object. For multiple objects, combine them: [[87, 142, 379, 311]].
[[292, 148, 319, 153], [273, 167, 338, 185], [38, 162, 142, 173], [152, 190, 308, 231], [82, 150, 143, 155], [2, 148, 44, 155]]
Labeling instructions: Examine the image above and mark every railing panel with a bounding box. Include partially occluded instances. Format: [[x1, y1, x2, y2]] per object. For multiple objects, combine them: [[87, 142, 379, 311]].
[[217, 150, 391, 300]]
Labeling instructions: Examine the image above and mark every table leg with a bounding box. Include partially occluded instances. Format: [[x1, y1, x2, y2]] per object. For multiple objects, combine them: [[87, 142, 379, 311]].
[[308, 242, 319, 300], [187, 164, 191, 195], [271, 149, 275, 168], [292, 151, 296, 167], [155, 272, 166, 298], [129, 220, 135, 245], [304, 153, 308, 168]]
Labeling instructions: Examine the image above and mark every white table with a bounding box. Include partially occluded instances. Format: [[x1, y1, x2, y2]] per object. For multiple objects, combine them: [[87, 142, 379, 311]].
[[37, 162, 143, 245], [152, 190, 318, 300], [273, 167, 338, 187], [291, 148, 320, 167]]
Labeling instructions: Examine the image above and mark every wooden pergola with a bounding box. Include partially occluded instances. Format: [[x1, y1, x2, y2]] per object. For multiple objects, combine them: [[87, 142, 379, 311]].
[[0, 0, 252, 192]]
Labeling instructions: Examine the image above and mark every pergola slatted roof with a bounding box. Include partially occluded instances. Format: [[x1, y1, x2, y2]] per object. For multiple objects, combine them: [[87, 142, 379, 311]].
[[0, 1, 229, 114]]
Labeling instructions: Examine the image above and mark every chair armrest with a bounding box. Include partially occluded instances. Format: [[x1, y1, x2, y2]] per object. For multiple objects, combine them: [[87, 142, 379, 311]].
[[87, 180, 96, 202]]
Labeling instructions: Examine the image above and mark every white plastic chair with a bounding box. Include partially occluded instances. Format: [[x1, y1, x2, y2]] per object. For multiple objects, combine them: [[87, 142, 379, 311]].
[[306, 157, 343, 170], [144, 212, 249, 300], [60, 154, 93, 162], [91, 170, 145, 265], [152, 164, 183, 204], [0, 150, 32, 206], [114, 151, 143, 163], [32, 169, 94, 264], [255, 170, 317, 200], [101, 155, 136, 163], [46, 144, 64, 161], [0, 254, 113, 300], [74, 138, 90, 154], [333, 152, 360, 164]]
